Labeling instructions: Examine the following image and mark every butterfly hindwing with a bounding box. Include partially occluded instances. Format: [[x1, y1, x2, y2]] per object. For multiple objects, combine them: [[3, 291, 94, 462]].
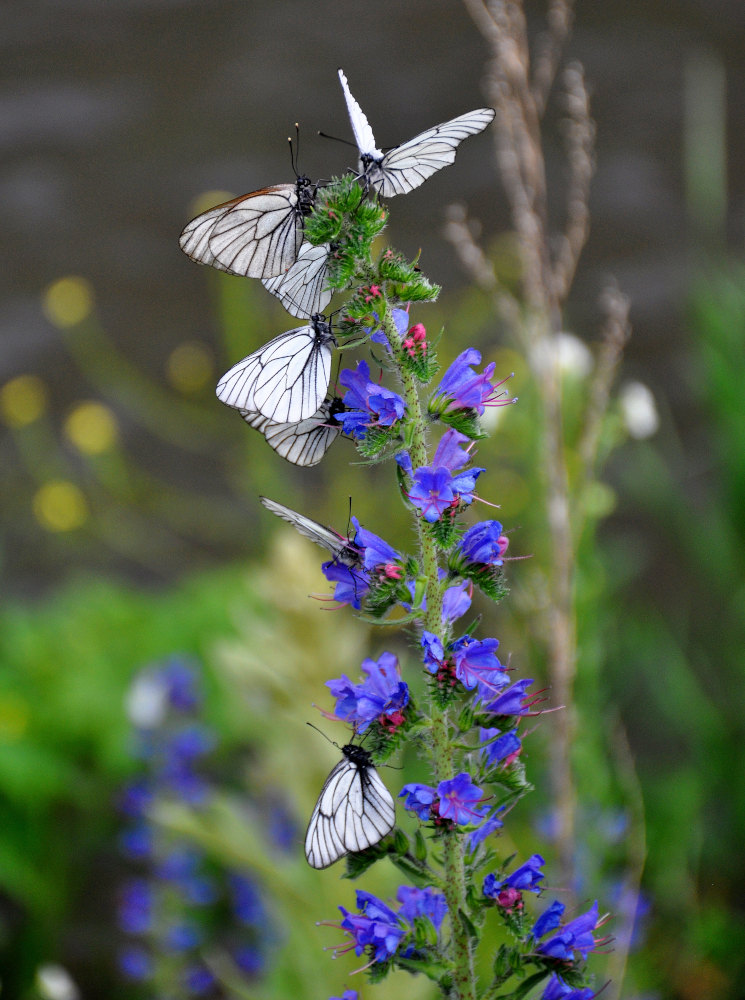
[[241, 397, 342, 467], [305, 744, 395, 869], [261, 242, 332, 318]]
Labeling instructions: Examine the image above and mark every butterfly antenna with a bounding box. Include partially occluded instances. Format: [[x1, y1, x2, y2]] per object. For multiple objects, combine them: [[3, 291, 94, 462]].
[[307, 721, 340, 749], [288, 127, 298, 178], [317, 130, 358, 149]]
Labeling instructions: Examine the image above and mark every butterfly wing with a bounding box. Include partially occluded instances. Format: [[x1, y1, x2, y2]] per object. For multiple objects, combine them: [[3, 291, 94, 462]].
[[374, 108, 496, 198], [338, 68, 383, 158], [200, 184, 305, 279], [261, 242, 332, 319], [259, 496, 347, 557], [216, 319, 333, 424], [241, 398, 341, 467], [305, 748, 395, 869]]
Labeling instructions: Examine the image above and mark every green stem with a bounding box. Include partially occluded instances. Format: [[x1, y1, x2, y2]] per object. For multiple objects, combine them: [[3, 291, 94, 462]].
[[380, 297, 476, 1000]]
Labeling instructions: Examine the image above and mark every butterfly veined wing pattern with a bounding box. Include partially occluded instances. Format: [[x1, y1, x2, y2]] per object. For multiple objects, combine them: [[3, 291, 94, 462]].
[[261, 242, 333, 318], [216, 315, 335, 424], [240, 397, 343, 467], [338, 68, 495, 198], [259, 496, 362, 567], [179, 177, 316, 280], [305, 744, 396, 869]]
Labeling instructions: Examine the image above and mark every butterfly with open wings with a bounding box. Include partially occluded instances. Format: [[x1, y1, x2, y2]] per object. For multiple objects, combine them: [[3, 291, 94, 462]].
[[337, 68, 495, 198]]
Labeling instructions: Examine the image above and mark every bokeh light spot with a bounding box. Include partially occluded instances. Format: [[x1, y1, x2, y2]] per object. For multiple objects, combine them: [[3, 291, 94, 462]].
[[65, 401, 119, 454], [0, 375, 48, 427], [43, 276, 94, 328], [166, 341, 213, 393], [33, 481, 88, 532]]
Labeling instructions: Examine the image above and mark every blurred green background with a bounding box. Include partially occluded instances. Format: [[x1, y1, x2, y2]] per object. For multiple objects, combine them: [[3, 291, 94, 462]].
[[2, 1, 745, 998]]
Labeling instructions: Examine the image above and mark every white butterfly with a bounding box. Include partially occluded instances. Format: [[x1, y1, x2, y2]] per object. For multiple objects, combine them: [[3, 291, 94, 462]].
[[240, 397, 344, 467], [305, 742, 396, 869], [216, 314, 335, 424], [338, 68, 495, 198], [179, 176, 316, 279], [259, 496, 362, 568], [261, 241, 332, 318]]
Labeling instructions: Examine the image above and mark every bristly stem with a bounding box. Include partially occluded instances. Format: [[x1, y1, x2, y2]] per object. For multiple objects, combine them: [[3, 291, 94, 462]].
[[380, 297, 476, 1000]]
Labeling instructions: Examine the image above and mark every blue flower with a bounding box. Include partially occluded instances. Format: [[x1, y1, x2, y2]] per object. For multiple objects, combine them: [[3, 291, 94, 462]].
[[229, 873, 265, 925], [183, 963, 216, 995], [326, 651, 409, 732], [430, 349, 511, 415], [321, 560, 370, 610], [479, 726, 522, 767], [407, 430, 485, 521], [537, 900, 600, 960], [118, 945, 153, 981], [338, 891, 406, 963], [409, 466, 456, 522], [330, 992, 360, 1000], [542, 973, 595, 1000], [160, 658, 202, 711], [480, 677, 535, 715], [351, 517, 401, 572], [450, 635, 508, 692], [442, 581, 473, 624], [467, 806, 505, 850], [118, 879, 154, 935], [396, 885, 448, 932], [421, 631, 445, 673], [458, 520, 508, 567], [437, 772, 485, 825], [337, 360, 406, 440], [399, 782, 437, 820], [164, 921, 202, 952], [531, 899, 566, 939], [483, 854, 545, 898]]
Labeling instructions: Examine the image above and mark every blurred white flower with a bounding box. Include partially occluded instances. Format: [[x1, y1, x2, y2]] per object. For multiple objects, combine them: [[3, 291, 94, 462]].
[[125, 669, 168, 728], [619, 381, 659, 439], [36, 964, 80, 1000], [529, 332, 593, 379]]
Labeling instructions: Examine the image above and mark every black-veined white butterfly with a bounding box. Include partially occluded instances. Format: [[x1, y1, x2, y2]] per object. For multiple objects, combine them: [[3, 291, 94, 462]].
[[261, 241, 332, 318], [216, 314, 335, 424], [240, 396, 345, 467], [179, 175, 316, 279], [259, 496, 362, 568], [305, 741, 396, 869], [338, 68, 495, 198]]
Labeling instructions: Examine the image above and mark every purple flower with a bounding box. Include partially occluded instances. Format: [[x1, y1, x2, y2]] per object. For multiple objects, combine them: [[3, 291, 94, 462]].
[[160, 658, 202, 711], [399, 782, 437, 820], [532, 899, 566, 939], [368, 306, 409, 348], [437, 772, 485, 825], [229, 873, 265, 925], [537, 900, 600, 961], [467, 806, 505, 850], [118, 945, 153, 981], [542, 974, 595, 1000], [483, 854, 545, 898], [480, 677, 535, 715], [321, 560, 370, 610], [234, 946, 264, 975], [351, 517, 401, 572], [118, 879, 154, 935], [183, 964, 216, 994], [432, 428, 473, 471], [458, 521, 509, 567], [325, 652, 409, 732], [164, 921, 202, 952], [396, 886, 448, 932], [338, 891, 405, 963], [330, 993, 360, 1000], [431, 349, 509, 415], [479, 727, 522, 767], [118, 822, 154, 860], [442, 581, 472, 624], [337, 360, 406, 439], [421, 631, 445, 673], [409, 466, 456, 522], [450, 635, 508, 691], [119, 780, 153, 818]]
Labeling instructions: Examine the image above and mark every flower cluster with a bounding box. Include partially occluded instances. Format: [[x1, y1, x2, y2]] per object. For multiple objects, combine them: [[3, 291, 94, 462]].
[[118, 657, 277, 995], [181, 69, 604, 1000]]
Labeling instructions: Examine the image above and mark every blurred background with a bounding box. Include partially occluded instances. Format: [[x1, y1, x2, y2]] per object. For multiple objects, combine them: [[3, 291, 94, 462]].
[[2, 1, 745, 998]]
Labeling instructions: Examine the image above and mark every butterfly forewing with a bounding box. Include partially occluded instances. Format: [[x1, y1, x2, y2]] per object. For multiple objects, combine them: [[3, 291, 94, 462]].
[[305, 744, 395, 869], [216, 316, 334, 424], [241, 397, 342, 467], [338, 68, 382, 157], [261, 242, 332, 318], [179, 195, 248, 273], [207, 185, 305, 278], [259, 496, 361, 567]]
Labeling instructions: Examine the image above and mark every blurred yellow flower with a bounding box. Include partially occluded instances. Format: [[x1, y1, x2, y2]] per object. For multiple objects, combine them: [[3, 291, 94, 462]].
[[43, 276, 94, 328], [166, 341, 213, 393], [65, 401, 118, 454], [0, 374, 48, 426], [0, 694, 30, 740], [33, 481, 88, 532]]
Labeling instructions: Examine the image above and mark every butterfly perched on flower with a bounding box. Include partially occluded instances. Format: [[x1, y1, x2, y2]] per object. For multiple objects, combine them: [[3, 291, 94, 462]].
[[216, 314, 335, 424], [179, 174, 317, 280], [259, 496, 362, 569], [337, 68, 495, 198], [305, 741, 395, 869]]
